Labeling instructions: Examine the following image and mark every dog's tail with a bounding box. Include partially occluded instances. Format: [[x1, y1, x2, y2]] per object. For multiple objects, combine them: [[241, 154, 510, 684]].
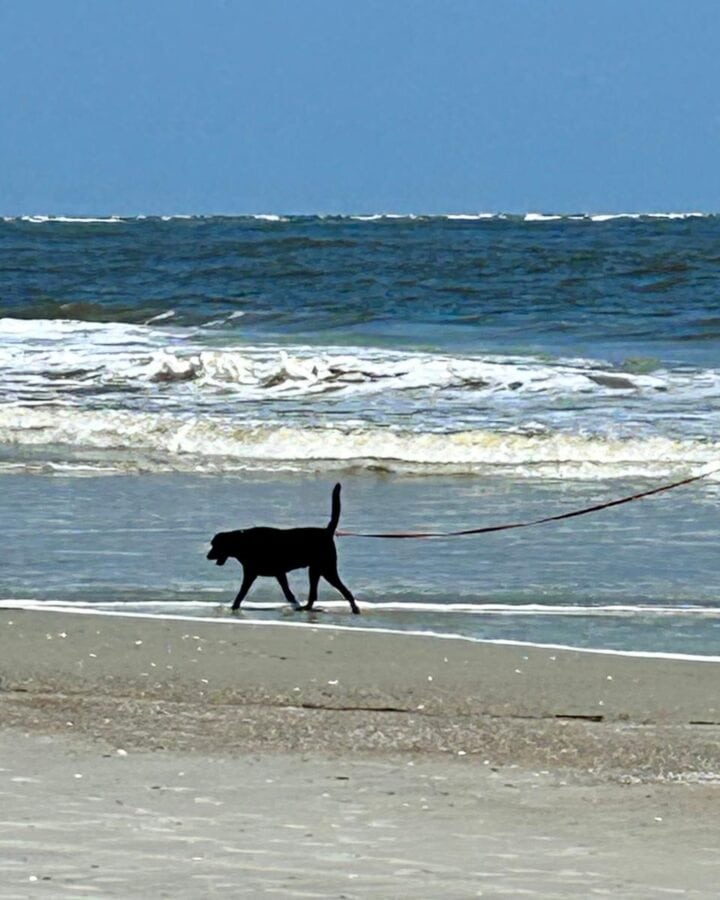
[[327, 483, 342, 533]]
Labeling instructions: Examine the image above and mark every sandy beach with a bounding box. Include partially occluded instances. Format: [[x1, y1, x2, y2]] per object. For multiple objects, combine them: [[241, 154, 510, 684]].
[[1, 608, 719, 897]]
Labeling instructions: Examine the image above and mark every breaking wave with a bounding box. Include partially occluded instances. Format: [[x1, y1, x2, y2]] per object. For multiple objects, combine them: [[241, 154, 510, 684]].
[[1, 406, 718, 478], [3, 316, 720, 475], [2, 316, 715, 403]]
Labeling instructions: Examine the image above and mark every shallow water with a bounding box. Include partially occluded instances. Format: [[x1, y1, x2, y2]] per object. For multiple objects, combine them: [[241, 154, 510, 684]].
[[2, 471, 719, 655]]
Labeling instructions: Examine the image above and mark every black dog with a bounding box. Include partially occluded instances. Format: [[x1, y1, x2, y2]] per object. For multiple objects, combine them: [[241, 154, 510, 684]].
[[207, 483, 360, 614]]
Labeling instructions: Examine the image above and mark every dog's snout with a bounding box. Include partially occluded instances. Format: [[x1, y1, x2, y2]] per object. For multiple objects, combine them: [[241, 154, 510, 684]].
[[207, 547, 227, 565]]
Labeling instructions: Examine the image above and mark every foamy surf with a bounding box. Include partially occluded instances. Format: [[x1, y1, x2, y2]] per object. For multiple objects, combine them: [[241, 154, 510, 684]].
[[3, 316, 719, 415], [1, 406, 718, 477], [3, 314, 720, 476]]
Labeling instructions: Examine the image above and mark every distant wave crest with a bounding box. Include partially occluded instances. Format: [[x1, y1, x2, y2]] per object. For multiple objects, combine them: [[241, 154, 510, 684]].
[[2, 211, 714, 225]]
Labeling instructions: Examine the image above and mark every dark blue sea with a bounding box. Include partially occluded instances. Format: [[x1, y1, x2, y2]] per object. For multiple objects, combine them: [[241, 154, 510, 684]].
[[2, 213, 720, 655]]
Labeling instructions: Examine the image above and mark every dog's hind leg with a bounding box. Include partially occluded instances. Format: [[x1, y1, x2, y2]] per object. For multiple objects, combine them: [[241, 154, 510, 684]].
[[232, 571, 256, 611], [322, 567, 360, 614], [302, 566, 321, 612], [276, 573, 301, 609]]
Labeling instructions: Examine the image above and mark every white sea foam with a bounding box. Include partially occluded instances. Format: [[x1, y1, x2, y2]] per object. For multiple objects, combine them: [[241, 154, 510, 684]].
[[142, 310, 176, 325], [644, 212, 706, 219], [444, 213, 498, 220], [529, 211, 710, 222], [19, 215, 124, 224], [349, 213, 417, 221], [589, 214, 638, 222], [3, 322, 704, 403], [0, 316, 157, 346], [588, 212, 706, 222], [4, 315, 688, 399]]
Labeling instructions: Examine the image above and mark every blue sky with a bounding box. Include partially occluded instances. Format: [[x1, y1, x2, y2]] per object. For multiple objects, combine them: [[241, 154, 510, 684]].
[[1, 0, 719, 215]]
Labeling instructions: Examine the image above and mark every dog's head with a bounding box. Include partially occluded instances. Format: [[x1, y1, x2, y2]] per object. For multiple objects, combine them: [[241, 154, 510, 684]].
[[207, 531, 237, 566]]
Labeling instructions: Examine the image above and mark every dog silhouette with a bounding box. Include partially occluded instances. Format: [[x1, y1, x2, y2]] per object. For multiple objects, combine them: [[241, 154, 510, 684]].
[[207, 483, 359, 614]]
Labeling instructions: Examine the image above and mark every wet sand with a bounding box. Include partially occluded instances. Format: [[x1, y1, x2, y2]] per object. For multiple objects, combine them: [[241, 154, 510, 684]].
[[1, 607, 720, 897]]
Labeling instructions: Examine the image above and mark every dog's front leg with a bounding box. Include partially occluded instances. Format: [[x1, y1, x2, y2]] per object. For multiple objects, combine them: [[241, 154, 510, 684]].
[[232, 569, 256, 611], [276, 573, 301, 609]]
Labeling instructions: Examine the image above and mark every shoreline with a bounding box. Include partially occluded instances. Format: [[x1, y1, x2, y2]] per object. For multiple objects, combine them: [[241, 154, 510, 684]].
[[3, 599, 720, 664], [2, 607, 720, 781]]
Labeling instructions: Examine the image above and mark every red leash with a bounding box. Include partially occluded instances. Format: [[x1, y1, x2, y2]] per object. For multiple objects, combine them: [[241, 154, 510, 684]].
[[336, 466, 720, 539]]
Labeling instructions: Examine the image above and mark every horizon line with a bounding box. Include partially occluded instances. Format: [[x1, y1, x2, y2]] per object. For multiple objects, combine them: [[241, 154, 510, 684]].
[[2, 210, 716, 221]]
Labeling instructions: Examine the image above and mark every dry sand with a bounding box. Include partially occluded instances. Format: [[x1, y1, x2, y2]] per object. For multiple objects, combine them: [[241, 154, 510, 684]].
[[1, 607, 720, 897]]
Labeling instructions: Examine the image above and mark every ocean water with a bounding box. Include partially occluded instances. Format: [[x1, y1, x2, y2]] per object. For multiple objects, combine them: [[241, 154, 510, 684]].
[[1, 212, 720, 655]]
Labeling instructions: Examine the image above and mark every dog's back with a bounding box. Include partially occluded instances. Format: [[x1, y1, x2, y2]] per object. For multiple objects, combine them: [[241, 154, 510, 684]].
[[231, 525, 336, 576]]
